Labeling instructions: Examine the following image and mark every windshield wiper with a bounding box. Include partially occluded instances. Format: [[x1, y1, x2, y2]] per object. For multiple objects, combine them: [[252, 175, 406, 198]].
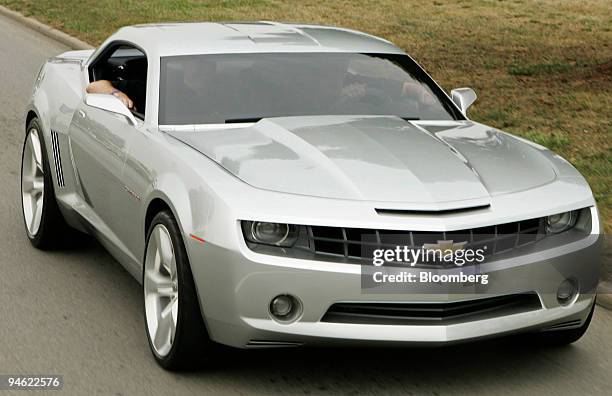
[[225, 117, 263, 123], [225, 115, 421, 123]]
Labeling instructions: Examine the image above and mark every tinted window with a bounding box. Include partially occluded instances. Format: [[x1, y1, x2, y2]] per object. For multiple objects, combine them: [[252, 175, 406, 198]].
[[159, 52, 462, 125]]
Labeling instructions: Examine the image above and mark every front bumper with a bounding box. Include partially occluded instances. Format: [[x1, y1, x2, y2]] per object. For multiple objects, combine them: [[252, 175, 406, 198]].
[[187, 208, 602, 348]]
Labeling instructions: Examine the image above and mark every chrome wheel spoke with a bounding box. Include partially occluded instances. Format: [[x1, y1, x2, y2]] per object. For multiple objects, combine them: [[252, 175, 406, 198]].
[[160, 296, 178, 319], [30, 131, 43, 173], [32, 179, 44, 196], [22, 175, 33, 192], [157, 282, 176, 297], [144, 268, 163, 286], [23, 176, 44, 196], [154, 310, 174, 351], [31, 195, 43, 232], [144, 270, 175, 296], [156, 227, 175, 274]]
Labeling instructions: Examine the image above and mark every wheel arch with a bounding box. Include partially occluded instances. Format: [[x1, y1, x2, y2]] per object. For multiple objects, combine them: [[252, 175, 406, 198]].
[[144, 197, 173, 237], [25, 110, 38, 131], [142, 184, 194, 248], [24, 103, 49, 136]]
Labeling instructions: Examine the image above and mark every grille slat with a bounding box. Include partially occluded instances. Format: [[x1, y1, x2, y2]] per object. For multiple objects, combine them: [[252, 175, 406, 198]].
[[308, 218, 545, 267]]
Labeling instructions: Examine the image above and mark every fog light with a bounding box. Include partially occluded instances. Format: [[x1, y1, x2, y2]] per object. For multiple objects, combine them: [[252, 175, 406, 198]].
[[271, 295, 293, 317], [269, 294, 301, 322], [557, 279, 578, 305]]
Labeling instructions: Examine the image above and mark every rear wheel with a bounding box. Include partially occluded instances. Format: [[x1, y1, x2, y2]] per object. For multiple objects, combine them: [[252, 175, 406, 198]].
[[143, 210, 212, 370], [21, 118, 68, 249]]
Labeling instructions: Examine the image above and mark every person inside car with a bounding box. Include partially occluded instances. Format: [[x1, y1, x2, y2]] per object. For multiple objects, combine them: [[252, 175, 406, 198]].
[[86, 79, 143, 111]]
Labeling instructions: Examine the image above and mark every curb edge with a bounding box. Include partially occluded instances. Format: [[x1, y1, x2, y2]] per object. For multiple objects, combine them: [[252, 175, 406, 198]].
[[0, 5, 93, 50]]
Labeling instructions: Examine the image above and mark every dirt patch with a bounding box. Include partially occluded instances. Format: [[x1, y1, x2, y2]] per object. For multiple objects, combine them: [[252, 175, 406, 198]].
[[593, 60, 612, 81]]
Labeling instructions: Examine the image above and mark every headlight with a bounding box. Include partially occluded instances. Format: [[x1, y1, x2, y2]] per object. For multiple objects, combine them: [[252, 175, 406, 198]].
[[242, 221, 298, 247], [546, 210, 578, 234]]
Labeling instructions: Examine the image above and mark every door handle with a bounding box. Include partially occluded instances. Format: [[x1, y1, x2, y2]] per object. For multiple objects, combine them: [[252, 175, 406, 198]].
[[78, 109, 86, 118]]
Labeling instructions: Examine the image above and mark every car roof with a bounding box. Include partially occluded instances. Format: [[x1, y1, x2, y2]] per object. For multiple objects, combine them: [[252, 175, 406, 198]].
[[109, 21, 405, 57]]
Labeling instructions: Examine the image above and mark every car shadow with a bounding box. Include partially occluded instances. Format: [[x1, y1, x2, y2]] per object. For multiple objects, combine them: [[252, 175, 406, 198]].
[[177, 324, 595, 394]]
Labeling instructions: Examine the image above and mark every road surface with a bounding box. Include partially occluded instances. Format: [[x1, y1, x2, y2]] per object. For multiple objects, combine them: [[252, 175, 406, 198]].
[[0, 11, 610, 396]]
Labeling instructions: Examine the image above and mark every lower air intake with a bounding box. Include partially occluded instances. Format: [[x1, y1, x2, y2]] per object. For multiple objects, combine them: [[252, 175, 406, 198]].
[[321, 293, 542, 325]]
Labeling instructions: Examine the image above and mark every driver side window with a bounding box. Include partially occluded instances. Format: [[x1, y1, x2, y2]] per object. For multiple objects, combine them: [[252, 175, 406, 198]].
[[89, 43, 148, 118]]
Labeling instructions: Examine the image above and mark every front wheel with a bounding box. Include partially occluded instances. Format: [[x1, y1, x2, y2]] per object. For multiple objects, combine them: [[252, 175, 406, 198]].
[[143, 210, 212, 370], [20, 118, 68, 249]]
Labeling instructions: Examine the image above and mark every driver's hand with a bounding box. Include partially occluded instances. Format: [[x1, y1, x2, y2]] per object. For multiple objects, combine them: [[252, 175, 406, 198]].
[[112, 90, 135, 110], [341, 83, 367, 99]]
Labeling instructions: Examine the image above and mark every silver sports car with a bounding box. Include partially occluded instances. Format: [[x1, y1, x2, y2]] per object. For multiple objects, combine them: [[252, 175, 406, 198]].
[[22, 22, 602, 370]]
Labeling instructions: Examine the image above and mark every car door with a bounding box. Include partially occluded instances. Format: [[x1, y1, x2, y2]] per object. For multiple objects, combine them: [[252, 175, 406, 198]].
[[69, 102, 141, 239], [68, 42, 148, 263]]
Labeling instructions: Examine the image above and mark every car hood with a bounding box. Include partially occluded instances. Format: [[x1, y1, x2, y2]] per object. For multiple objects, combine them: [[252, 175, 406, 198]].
[[167, 116, 556, 207]]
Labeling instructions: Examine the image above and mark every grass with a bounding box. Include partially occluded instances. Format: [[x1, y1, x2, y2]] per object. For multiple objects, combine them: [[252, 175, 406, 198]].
[[523, 132, 571, 151], [508, 62, 573, 76], [2, 0, 610, 231]]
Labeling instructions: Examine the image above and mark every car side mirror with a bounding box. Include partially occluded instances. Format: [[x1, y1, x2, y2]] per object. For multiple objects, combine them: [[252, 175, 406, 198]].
[[450, 88, 477, 115], [84, 93, 138, 126]]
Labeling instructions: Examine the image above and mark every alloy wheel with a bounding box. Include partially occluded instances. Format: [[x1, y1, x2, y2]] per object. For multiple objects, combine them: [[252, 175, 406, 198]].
[[21, 128, 45, 237], [144, 224, 179, 357]]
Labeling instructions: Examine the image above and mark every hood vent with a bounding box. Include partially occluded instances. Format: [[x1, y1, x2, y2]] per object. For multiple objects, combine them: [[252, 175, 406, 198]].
[[375, 204, 490, 216]]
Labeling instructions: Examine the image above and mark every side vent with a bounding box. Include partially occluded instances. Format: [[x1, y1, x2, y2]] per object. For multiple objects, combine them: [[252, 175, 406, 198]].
[[246, 340, 303, 348], [50, 130, 65, 188], [540, 319, 582, 332]]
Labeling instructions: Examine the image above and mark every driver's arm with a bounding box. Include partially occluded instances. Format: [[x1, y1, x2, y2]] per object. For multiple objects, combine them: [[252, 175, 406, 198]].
[[86, 80, 134, 109]]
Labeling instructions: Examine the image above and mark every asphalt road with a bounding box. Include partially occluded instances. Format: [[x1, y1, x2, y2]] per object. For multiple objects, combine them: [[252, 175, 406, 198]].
[[1, 12, 611, 396]]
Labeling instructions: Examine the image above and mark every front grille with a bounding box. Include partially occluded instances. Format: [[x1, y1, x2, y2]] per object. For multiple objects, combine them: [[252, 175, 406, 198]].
[[307, 217, 544, 267], [321, 293, 542, 325]]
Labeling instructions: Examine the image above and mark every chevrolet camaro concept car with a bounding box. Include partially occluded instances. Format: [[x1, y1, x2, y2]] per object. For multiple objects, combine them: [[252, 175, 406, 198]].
[[22, 22, 602, 369]]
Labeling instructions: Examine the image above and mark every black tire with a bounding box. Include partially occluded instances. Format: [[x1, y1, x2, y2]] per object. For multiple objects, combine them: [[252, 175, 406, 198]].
[[20, 118, 70, 249], [143, 210, 212, 370], [531, 300, 595, 346]]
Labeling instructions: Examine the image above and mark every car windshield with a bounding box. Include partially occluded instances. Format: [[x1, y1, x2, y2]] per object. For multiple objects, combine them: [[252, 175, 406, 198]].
[[159, 52, 463, 125]]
